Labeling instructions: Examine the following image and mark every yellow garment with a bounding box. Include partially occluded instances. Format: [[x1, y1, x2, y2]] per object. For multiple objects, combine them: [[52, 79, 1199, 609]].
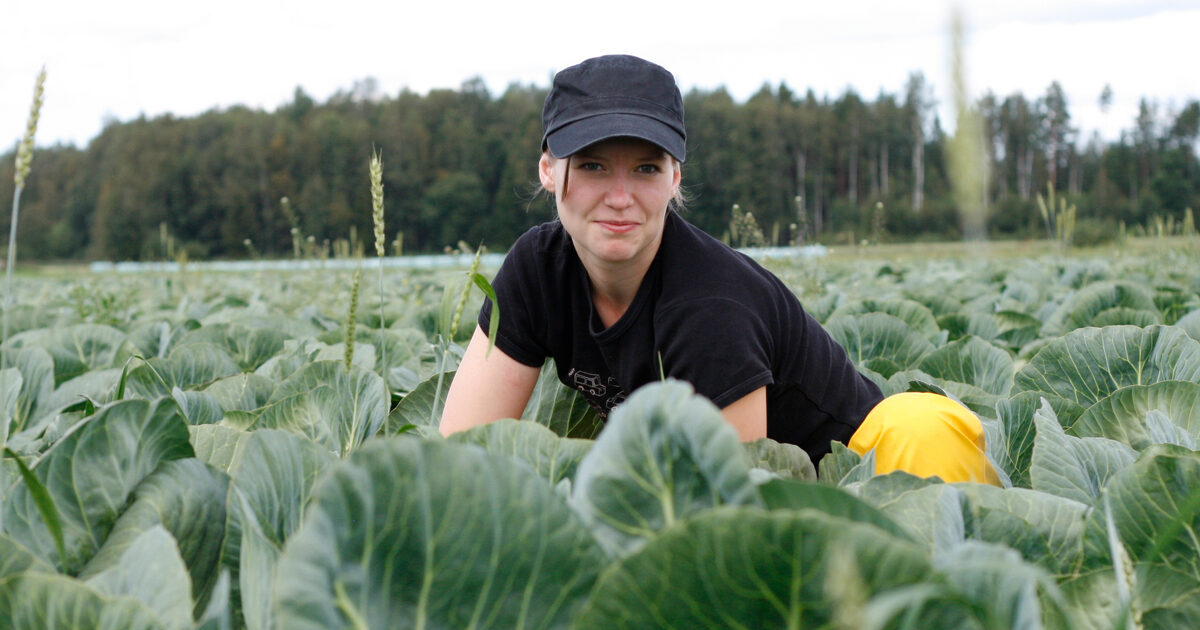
[[848, 392, 1001, 485]]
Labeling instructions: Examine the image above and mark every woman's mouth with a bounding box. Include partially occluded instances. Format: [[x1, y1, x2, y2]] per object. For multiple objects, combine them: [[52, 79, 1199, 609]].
[[597, 220, 637, 234]]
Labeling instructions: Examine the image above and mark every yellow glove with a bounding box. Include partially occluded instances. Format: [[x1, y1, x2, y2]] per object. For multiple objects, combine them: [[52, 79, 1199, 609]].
[[849, 391, 1001, 485]]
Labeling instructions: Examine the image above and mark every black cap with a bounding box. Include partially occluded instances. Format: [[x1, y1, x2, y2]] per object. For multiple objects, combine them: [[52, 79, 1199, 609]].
[[542, 55, 686, 163]]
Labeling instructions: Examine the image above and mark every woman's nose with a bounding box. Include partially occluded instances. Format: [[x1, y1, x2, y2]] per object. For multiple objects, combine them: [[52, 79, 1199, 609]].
[[604, 175, 634, 208]]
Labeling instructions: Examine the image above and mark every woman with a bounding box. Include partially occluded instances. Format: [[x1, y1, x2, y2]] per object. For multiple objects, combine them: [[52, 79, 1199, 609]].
[[440, 54, 997, 483]]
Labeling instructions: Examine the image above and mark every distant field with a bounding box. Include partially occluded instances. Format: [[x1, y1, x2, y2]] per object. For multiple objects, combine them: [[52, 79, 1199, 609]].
[[821, 234, 1200, 261], [12, 234, 1198, 278]]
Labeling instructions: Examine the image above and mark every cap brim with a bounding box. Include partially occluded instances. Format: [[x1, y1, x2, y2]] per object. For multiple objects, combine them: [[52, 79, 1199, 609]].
[[545, 113, 685, 163]]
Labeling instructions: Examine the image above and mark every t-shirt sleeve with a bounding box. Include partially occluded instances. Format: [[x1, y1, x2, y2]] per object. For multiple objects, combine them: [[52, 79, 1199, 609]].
[[477, 232, 549, 368], [655, 297, 775, 408]]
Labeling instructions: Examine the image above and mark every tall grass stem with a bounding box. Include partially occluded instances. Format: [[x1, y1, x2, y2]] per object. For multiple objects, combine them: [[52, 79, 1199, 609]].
[[4, 187, 21, 345], [369, 149, 387, 393], [4, 67, 47, 346], [430, 248, 485, 427], [946, 9, 987, 244], [370, 150, 385, 258], [344, 264, 362, 373]]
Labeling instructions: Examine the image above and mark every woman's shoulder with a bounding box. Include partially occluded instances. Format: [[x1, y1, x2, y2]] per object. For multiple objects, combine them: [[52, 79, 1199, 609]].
[[505, 219, 572, 262], [493, 219, 583, 301], [515, 218, 566, 247], [660, 213, 784, 295], [655, 215, 809, 339]]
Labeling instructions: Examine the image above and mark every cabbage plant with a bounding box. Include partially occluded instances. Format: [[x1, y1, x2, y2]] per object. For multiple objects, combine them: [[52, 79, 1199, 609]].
[[1, 251, 1200, 628]]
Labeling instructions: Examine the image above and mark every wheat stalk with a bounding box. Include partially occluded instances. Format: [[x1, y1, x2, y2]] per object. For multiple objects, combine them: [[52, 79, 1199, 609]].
[[368, 149, 388, 394], [280, 196, 304, 258], [13, 68, 46, 190], [344, 263, 362, 373], [5, 67, 47, 346], [430, 246, 485, 427], [946, 9, 988, 244], [370, 150, 385, 257], [450, 246, 483, 338]]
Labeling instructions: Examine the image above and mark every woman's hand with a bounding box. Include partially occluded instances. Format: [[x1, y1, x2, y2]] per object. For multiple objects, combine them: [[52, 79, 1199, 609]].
[[439, 326, 541, 437]]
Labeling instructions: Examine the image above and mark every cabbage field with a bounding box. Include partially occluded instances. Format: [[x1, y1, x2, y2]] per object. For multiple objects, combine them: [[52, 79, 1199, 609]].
[[2, 242, 1200, 629]]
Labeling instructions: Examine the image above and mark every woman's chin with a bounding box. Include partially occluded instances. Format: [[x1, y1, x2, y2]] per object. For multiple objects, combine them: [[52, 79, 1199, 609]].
[[581, 241, 641, 265]]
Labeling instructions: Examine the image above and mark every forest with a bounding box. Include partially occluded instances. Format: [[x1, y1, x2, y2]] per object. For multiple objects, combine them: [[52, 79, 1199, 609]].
[[2, 73, 1198, 261]]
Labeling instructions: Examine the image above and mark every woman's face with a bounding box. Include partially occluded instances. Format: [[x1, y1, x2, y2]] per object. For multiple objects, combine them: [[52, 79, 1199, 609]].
[[538, 137, 681, 273]]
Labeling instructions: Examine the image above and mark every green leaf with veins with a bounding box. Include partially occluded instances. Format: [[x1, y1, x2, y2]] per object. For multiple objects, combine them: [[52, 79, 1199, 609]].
[[449, 418, 591, 486], [0, 572, 166, 630], [273, 438, 604, 630], [1, 398, 193, 574], [569, 380, 761, 557], [574, 507, 931, 629], [78, 459, 228, 619], [1030, 399, 1135, 505], [1072, 380, 1200, 449], [84, 525, 194, 630], [1014, 325, 1200, 408]]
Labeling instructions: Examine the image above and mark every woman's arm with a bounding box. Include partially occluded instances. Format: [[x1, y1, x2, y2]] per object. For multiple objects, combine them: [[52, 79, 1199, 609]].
[[439, 325, 542, 437], [721, 385, 767, 441]]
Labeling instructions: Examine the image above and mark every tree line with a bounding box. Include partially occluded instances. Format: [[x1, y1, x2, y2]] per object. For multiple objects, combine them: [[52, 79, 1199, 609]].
[[2, 74, 1198, 261]]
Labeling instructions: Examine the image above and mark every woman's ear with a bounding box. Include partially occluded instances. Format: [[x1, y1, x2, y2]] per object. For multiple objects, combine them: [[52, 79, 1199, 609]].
[[538, 153, 556, 192]]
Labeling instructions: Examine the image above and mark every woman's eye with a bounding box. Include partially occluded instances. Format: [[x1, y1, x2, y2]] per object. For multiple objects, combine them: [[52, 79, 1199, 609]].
[[577, 161, 603, 171], [636, 164, 663, 174]]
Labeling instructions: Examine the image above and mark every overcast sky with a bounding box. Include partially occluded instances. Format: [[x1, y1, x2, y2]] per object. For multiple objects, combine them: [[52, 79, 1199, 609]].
[[4, 0, 1198, 151]]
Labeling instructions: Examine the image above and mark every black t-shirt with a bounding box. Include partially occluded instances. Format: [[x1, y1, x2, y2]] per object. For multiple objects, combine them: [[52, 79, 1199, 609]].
[[478, 211, 883, 462]]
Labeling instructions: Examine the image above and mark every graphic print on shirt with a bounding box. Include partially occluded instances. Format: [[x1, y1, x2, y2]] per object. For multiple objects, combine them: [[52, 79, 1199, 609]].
[[568, 368, 627, 419]]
